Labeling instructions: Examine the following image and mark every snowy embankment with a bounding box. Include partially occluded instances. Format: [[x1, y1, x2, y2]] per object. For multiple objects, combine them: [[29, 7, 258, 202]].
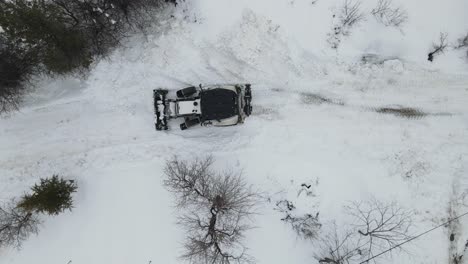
[[1, 0, 468, 263]]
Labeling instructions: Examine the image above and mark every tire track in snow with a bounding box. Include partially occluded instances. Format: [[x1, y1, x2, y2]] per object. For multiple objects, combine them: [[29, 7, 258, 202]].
[[272, 87, 457, 120]]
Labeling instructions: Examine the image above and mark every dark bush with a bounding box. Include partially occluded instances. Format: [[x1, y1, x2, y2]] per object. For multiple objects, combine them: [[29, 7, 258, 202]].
[[0, 0, 178, 113], [0, 50, 26, 113], [0, 36, 37, 113], [0, 0, 178, 74], [108, 0, 177, 18], [0, 0, 93, 73], [18, 175, 78, 215], [50, 0, 123, 56], [0, 175, 78, 249], [51, 0, 176, 56]]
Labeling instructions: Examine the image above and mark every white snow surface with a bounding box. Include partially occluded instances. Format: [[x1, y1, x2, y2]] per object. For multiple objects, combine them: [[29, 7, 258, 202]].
[[1, 0, 468, 263]]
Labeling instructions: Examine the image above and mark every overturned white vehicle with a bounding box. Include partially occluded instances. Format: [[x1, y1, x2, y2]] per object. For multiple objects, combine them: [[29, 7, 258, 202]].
[[153, 84, 252, 130]]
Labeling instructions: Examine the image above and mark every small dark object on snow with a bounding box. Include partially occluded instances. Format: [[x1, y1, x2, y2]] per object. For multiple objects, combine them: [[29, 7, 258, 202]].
[[153, 84, 252, 130]]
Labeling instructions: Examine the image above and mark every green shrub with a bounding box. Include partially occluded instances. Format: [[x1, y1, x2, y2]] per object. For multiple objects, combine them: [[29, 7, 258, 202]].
[[18, 175, 78, 215]]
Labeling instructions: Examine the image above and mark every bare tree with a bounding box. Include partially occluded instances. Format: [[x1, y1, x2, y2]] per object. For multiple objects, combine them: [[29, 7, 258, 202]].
[[315, 224, 363, 264], [428, 32, 448, 62], [341, 0, 365, 30], [315, 199, 414, 264], [345, 199, 413, 259], [0, 201, 40, 248], [328, 0, 365, 49], [371, 0, 408, 28], [164, 156, 259, 264], [275, 199, 321, 239]]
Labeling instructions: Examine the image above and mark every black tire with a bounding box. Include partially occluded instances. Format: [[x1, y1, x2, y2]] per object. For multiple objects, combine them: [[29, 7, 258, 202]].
[[244, 103, 252, 116], [176, 86, 197, 98], [245, 84, 252, 96], [244, 85, 252, 116], [180, 117, 200, 130], [154, 89, 168, 97]]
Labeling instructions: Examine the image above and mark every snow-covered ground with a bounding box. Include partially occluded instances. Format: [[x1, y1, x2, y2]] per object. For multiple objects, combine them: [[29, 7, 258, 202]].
[[1, 0, 468, 263]]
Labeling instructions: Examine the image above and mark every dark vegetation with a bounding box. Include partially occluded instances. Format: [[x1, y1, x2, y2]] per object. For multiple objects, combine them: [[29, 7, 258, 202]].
[[18, 175, 78, 215], [0, 175, 77, 248], [0, 0, 178, 113], [0, 40, 35, 113]]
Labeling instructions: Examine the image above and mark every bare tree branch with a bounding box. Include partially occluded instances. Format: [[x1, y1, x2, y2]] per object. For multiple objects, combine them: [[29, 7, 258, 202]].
[[340, 0, 365, 32], [164, 156, 260, 264], [371, 0, 408, 28], [428, 32, 448, 62], [345, 198, 413, 260], [315, 223, 363, 264], [275, 199, 321, 239], [328, 0, 365, 49], [315, 199, 414, 264], [0, 200, 41, 249]]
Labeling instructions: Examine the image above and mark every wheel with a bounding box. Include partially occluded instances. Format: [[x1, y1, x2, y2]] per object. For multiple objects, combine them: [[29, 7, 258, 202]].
[[180, 117, 201, 130], [154, 89, 168, 97], [244, 104, 252, 116], [245, 84, 252, 97], [244, 85, 252, 116], [176, 86, 197, 98]]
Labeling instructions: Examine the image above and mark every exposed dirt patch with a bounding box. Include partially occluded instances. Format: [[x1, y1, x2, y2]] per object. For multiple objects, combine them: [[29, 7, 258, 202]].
[[375, 107, 427, 119]]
